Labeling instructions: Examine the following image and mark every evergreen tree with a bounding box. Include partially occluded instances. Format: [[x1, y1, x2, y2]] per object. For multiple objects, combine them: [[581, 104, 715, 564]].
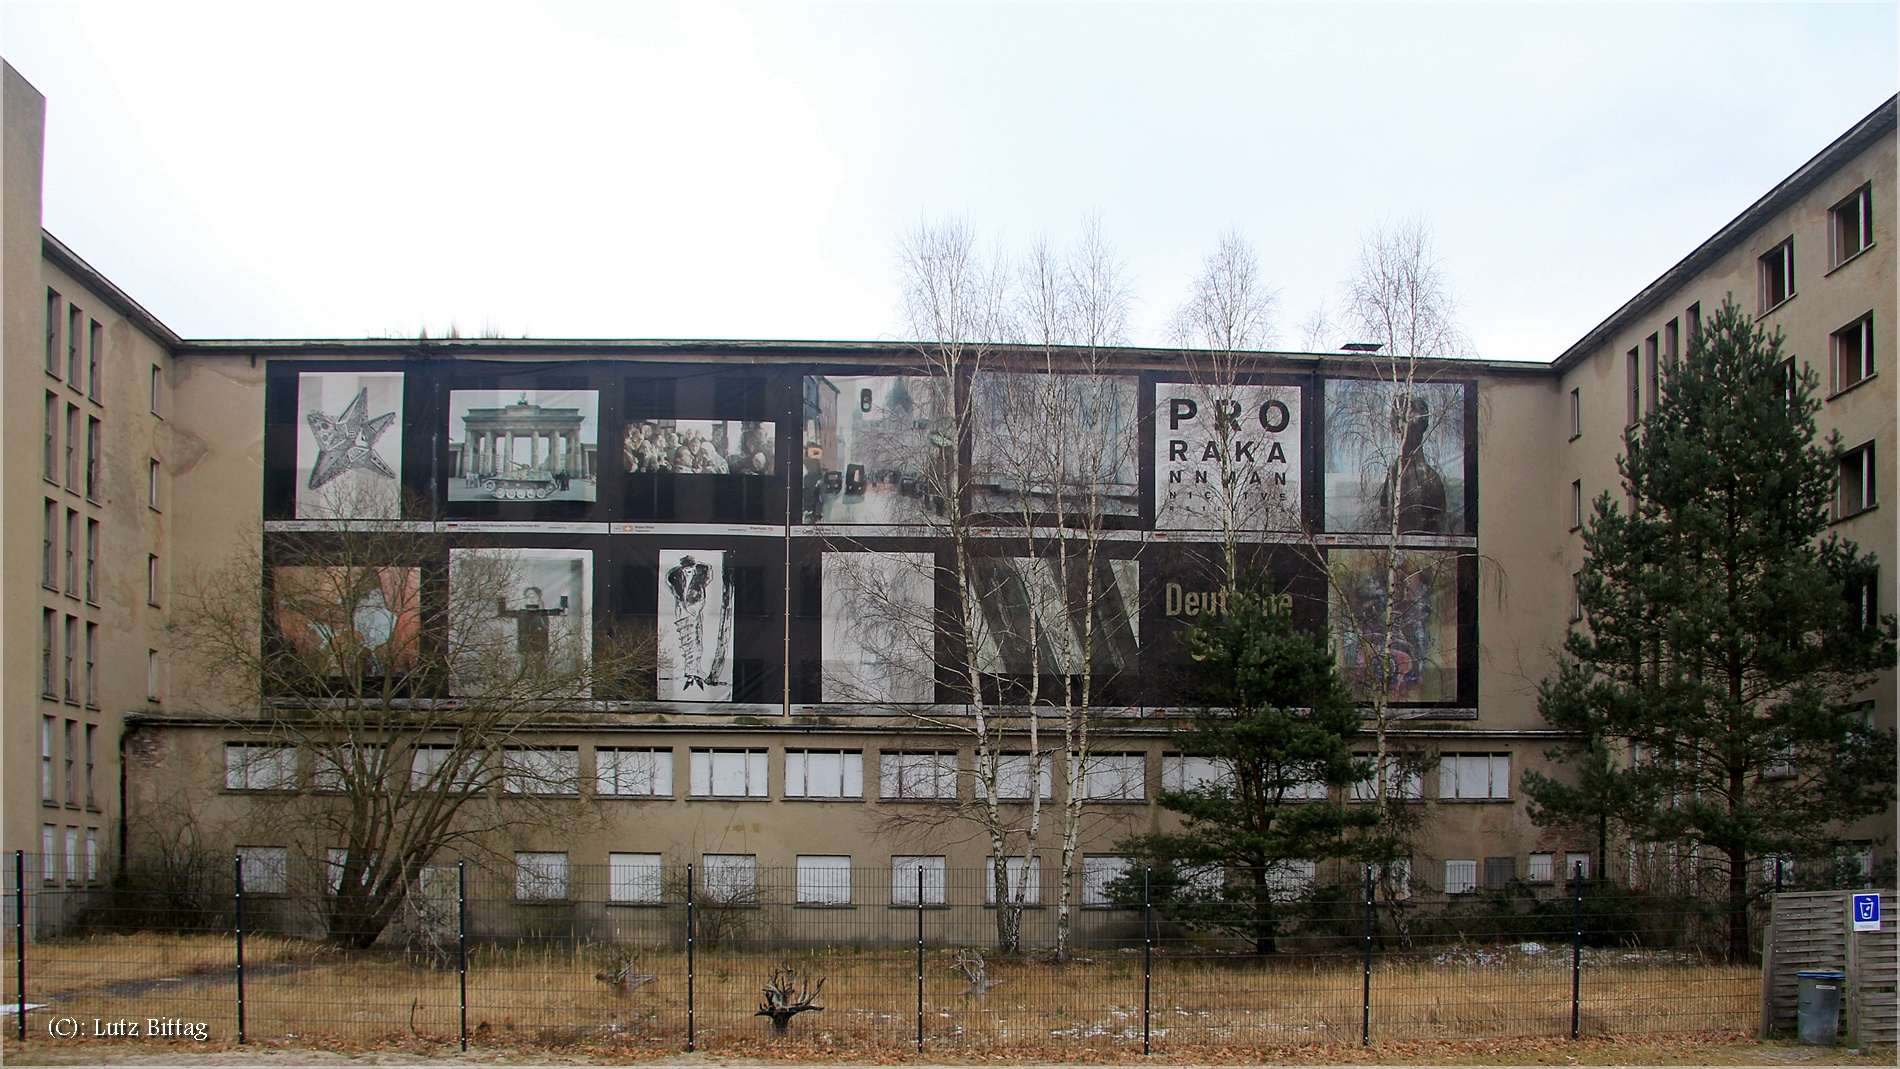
[[1116, 575, 1375, 953], [1524, 299, 1895, 962]]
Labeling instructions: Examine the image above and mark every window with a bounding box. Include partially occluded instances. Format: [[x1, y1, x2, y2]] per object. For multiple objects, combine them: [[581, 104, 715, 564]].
[[147, 554, 160, 606], [40, 826, 56, 885], [1759, 239, 1795, 311], [1837, 844, 1874, 883], [44, 393, 58, 481], [237, 846, 289, 894], [1482, 857, 1516, 891], [1763, 854, 1796, 888], [64, 828, 79, 885], [1831, 183, 1874, 264], [1664, 318, 1680, 371], [42, 500, 57, 588], [796, 855, 852, 905], [1527, 853, 1554, 882], [85, 419, 99, 500], [514, 852, 569, 900], [40, 611, 56, 698], [784, 750, 863, 798], [1626, 348, 1640, 425], [63, 616, 78, 703], [1832, 314, 1875, 393], [1568, 388, 1581, 439], [1439, 753, 1511, 800], [84, 625, 96, 708], [149, 459, 161, 509], [609, 852, 663, 904], [880, 751, 958, 800], [1267, 859, 1317, 896], [1351, 754, 1422, 800], [65, 404, 79, 488], [46, 290, 61, 376], [892, 856, 947, 905], [984, 855, 1040, 905], [84, 521, 97, 604], [224, 743, 296, 791], [64, 510, 78, 594], [1570, 480, 1583, 530], [67, 306, 83, 384], [63, 720, 77, 805], [596, 748, 673, 796], [1644, 334, 1659, 413], [87, 321, 102, 402], [1081, 754, 1146, 801], [689, 749, 768, 798], [411, 745, 481, 792], [146, 649, 159, 702], [1686, 302, 1702, 347], [312, 745, 386, 793], [1837, 442, 1876, 518], [992, 753, 1052, 800], [1162, 754, 1233, 793], [150, 365, 162, 416], [1082, 855, 1133, 906], [502, 747, 580, 795], [1781, 356, 1800, 401], [41, 717, 55, 802], [700, 853, 757, 903], [83, 724, 96, 806], [1564, 853, 1591, 881], [1444, 859, 1478, 894], [85, 829, 99, 882], [1846, 570, 1880, 632]]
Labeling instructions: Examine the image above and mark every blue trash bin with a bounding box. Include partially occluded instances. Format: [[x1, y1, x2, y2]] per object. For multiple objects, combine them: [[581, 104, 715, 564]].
[[1795, 971, 1845, 1045]]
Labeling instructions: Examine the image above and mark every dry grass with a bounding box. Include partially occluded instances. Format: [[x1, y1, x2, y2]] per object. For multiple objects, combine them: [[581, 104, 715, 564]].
[[10, 940, 1759, 1054]]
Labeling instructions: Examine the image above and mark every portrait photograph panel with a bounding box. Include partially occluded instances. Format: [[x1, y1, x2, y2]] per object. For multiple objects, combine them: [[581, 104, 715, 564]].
[[1323, 379, 1466, 534], [295, 371, 404, 519], [624, 419, 775, 476], [447, 390, 599, 503]]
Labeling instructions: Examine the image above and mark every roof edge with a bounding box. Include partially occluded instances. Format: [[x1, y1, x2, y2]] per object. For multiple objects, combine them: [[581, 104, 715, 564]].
[[1551, 94, 1897, 373], [41, 231, 182, 350]]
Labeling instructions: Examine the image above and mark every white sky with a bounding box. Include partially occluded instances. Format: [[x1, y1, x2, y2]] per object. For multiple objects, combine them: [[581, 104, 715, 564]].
[[3, 2, 1893, 360]]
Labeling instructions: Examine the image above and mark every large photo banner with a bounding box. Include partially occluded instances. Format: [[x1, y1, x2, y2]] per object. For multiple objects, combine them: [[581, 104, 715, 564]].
[[802, 376, 946, 524], [295, 372, 403, 519], [821, 551, 935, 703], [657, 549, 733, 701], [972, 374, 1140, 517], [273, 566, 422, 676], [625, 420, 775, 475], [970, 557, 1139, 676], [1154, 383, 1301, 532], [447, 548, 592, 693], [1328, 547, 1457, 703], [1324, 380, 1465, 534], [447, 390, 599, 503]]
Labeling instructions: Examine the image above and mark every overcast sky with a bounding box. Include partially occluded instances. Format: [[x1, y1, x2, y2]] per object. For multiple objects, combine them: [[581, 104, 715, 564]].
[[3, 3, 1893, 359]]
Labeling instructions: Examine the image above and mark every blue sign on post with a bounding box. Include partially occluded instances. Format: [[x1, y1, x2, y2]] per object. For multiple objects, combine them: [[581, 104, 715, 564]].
[[1851, 892, 1881, 933]]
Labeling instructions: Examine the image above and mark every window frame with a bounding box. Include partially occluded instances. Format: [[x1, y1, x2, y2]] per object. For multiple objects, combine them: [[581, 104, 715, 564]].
[[236, 846, 290, 894], [795, 854, 853, 906], [879, 751, 959, 801], [87, 320, 102, 403], [224, 742, 297, 792], [688, 748, 768, 798], [514, 851, 570, 901], [1081, 855, 1133, 907], [595, 747, 673, 797], [1836, 441, 1877, 520], [1831, 313, 1876, 396], [1438, 753, 1512, 801], [700, 852, 758, 904], [983, 854, 1042, 905], [1567, 388, 1581, 440], [608, 852, 664, 904], [1830, 182, 1875, 267], [1444, 858, 1478, 895], [45, 290, 62, 377], [891, 855, 947, 906], [1759, 238, 1796, 312], [1080, 753, 1147, 802], [501, 747, 581, 796], [783, 749, 864, 799]]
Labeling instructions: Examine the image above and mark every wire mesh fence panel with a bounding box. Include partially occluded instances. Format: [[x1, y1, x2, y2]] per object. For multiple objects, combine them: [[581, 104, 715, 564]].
[[3, 855, 1785, 1053]]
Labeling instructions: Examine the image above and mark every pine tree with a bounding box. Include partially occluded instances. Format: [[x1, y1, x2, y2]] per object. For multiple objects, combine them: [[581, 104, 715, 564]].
[[1116, 575, 1376, 953], [1524, 298, 1896, 962]]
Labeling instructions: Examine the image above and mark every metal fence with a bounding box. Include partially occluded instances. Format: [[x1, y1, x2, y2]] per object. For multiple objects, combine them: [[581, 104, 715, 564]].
[[6, 853, 1772, 1053]]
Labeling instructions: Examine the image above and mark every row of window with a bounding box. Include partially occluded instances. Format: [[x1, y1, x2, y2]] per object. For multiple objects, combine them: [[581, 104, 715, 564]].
[[44, 290, 104, 405], [224, 744, 1515, 802], [39, 824, 102, 887], [40, 716, 98, 809], [1758, 183, 1876, 315], [44, 395, 102, 499], [40, 611, 97, 708], [42, 501, 99, 602]]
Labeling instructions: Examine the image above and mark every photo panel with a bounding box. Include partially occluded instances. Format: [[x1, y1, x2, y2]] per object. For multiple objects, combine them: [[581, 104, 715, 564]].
[[971, 373, 1140, 517], [1323, 379, 1466, 534], [273, 565, 423, 676], [624, 419, 776, 476], [447, 548, 592, 693], [1328, 547, 1457, 703], [657, 549, 734, 701], [1153, 383, 1302, 532], [447, 390, 600, 503], [295, 372, 404, 519], [801, 375, 948, 524], [970, 557, 1139, 676], [821, 550, 936, 703]]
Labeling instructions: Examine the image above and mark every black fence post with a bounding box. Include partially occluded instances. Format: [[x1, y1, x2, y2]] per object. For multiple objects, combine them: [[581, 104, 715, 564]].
[[1361, 864, 1373, 1046], [1142, 867, 1152, 1057], [234, 854, 246, 1044], [915, 866, 924, 1053], [1570, 861, 1584, 1040], [14, 850, 24, 1043], [458, 860, 468, 1052], [695, 862, 703, 1055]]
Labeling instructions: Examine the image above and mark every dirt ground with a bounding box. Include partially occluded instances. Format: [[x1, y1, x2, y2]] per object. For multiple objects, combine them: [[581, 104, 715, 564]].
[[1, 1032, 1892, 1067]]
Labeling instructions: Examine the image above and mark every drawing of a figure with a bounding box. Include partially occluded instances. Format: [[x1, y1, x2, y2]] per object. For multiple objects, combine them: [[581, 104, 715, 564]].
[[498, 585, 567, 676], [1378, 395, 1449, 534], [665, 555, 727, 691]]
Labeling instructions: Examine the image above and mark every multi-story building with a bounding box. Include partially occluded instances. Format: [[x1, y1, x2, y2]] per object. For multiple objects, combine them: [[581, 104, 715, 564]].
[[4, 61, 1890, 927]]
